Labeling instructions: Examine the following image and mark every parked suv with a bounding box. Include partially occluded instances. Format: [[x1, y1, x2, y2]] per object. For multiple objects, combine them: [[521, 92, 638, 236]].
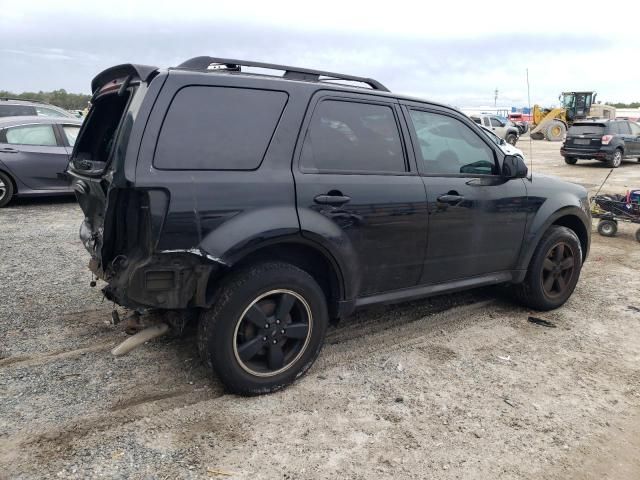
[[561, 120, 640, 168], [0, 98, 76, 119], [68, 58, 591, 395]]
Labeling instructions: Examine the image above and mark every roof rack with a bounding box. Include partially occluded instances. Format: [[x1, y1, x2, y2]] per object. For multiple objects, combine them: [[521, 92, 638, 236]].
[[175, 56, 390, 92], [0, 97, 50, 104]]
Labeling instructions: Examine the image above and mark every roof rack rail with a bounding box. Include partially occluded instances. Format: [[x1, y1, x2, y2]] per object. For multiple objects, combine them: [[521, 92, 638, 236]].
[[0, 97, 50, 104], [175, 56, 390, 92]]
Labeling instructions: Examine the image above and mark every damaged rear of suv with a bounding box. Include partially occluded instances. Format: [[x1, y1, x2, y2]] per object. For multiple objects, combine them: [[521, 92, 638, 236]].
[[69, 57, 591, 395]]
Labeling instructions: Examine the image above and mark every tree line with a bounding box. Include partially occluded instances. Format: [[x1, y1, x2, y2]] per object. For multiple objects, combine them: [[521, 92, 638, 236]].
[[606, 102, 640, 109], [0, 89, 91, 110]]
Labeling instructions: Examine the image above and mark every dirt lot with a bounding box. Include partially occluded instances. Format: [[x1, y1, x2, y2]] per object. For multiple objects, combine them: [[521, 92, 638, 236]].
[[1, 139, 639, 479]]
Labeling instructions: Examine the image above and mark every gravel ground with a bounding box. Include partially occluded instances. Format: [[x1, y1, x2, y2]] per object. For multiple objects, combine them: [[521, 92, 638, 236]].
[[1, 140, 639, 479]]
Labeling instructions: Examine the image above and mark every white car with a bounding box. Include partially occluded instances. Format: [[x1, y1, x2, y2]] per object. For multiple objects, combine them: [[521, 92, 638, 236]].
[[480, 125, 525, 159]]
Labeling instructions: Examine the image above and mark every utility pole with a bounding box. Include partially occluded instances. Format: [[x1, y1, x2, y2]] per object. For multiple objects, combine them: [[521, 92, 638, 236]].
[[494, 88, 499, 107]]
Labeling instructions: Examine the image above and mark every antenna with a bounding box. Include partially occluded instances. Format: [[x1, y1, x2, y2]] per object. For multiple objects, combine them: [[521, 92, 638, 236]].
[[526, 68, 533, 178]]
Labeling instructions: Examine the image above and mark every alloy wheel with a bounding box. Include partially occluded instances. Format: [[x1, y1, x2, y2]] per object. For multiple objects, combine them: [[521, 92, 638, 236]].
[[541, 242, 575, 298], [0, 178, 6, 201], [233, 289, 313, 377], [613, 151, 622, 167]]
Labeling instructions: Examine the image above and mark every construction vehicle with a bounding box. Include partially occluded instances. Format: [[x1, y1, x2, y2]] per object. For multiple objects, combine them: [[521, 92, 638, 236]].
[[530, 91, 616, 141]]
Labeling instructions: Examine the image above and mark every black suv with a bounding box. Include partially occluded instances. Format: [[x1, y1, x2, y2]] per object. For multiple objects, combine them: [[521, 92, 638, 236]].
[[561, 120, 640, 168], [68, 57, 591, 395]]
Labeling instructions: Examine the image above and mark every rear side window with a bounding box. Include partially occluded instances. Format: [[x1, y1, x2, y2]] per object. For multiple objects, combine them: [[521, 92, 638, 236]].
[[154, 86, 287, 170], [63, 125, 81, 146], [300, 99, 406, 173], [631, 123, 640, 135], [0, 104, 37, 117], [4, 124, 57, 146], [568, 124, 605, 136], [618, 122, 632, 134]]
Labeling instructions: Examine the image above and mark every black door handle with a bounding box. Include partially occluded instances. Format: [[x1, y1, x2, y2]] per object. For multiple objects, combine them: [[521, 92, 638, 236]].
[[0, 147, 19, 153], [437, 194, 464, 204], [314, 194, 351, 205]]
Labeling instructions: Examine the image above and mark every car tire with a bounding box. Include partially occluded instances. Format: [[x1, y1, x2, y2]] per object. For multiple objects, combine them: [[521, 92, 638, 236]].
[[564, 156, 578, 165], [198, 261, 329, 396], [506, 133, 517, 146], [607, 149, 623, 168], [635, 228, 640, 243], [545, 121, 566, 141], [597, 219, 617, 237], [514, 225, 582, 311], [0, 171, 15, 208]]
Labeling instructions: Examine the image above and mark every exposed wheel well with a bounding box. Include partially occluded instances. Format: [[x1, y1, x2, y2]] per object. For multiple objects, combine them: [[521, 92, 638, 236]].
[[207, 243, 343, 319], [552, 215, 588, 261]]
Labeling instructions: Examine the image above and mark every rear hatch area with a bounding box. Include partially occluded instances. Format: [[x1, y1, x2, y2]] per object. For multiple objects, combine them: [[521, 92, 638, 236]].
[[565, 123, 606, 152], [67, 66, 156, 280]]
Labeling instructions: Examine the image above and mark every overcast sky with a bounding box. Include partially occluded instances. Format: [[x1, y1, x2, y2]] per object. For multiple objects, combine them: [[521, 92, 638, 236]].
[[1, 0, 639, 108]]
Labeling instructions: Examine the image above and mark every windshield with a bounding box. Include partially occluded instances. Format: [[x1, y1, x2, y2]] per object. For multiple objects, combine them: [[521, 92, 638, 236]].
[[568, 124, 605, 136]]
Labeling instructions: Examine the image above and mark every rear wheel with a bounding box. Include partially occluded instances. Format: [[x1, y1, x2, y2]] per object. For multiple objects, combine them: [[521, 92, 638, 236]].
[[564, 156, 578, 165], [514, 226, 582, 311], [505, 133, 517, 146], [597, 219, 617, 237], [607, 149, 623, 168], [0, 171, 14, 208], [198, 262, 328, 395], [545, 121, 566, 141]]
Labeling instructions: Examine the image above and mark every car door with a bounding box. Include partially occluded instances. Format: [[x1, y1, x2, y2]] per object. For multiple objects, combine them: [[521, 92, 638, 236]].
[[403, 105, 528, 285], [490, 116, 507, 138], [0, 122, 70, 190], [629, 122, 640, 156], [294, 94, 429, 297]]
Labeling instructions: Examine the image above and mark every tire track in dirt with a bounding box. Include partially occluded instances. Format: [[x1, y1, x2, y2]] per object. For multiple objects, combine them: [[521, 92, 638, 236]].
[[0, 386, 226, 466], [0, 340, 116, 368]]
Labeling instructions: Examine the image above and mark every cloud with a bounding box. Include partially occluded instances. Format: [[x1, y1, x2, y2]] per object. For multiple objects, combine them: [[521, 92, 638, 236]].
[[0, 2, 637, 107]]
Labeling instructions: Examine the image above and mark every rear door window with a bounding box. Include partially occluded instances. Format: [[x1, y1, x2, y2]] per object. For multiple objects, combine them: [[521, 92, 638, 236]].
[[35, 106, 68, 118], [630, 123, 640, 136], [0, 104, 37, 117], [300, 99, 406, 173], [4, 124, 58, 146], [154, 86, 288, 170]]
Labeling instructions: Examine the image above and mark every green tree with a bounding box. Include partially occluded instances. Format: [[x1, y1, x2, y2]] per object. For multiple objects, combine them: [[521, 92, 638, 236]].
[[606, 101, 640, 109], [0, 89, 91, 110]]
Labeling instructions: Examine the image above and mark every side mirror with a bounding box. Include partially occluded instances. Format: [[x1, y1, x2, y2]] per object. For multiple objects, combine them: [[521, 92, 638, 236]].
[[502, 155, 528, 178]]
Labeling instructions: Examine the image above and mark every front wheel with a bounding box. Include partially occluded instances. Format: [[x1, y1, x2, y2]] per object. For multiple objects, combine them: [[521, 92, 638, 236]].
[[514, 226, 582, 311], [198, 262, 328, 395], [506, 133, 518, 146]]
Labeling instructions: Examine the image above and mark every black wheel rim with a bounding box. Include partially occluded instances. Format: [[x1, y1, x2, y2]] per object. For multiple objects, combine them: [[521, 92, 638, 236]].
[[601, 223, 614, 235], [541, 242, 575, 298], [233, 289, 313, 377]]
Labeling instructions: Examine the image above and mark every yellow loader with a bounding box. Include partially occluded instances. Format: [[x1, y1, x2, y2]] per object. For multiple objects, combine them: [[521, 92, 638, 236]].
[[530, 91, 615, 141]]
